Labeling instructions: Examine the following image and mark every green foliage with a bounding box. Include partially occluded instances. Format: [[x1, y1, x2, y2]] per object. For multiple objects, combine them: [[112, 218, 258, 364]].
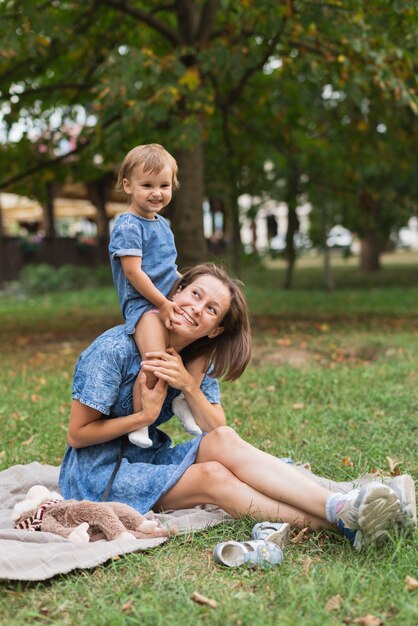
[[18, 263, 113, 294]]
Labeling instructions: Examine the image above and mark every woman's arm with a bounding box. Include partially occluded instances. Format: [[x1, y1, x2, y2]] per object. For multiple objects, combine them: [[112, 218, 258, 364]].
[[67, 374, 167, 448], [141, 349, 226, 432]]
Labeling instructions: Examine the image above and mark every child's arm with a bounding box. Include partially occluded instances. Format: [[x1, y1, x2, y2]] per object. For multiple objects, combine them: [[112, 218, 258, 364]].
[[121, 256, 181, 328]]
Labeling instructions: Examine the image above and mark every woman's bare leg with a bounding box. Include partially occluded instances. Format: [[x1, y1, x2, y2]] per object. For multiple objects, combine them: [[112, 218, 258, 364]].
[[155, 461, 330, 530], [196, 427, 333, 520]]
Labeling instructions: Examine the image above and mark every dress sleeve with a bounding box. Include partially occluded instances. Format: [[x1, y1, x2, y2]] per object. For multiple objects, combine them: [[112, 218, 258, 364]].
[[109, 215, 143, 259], [72, 339, 125, 415], [200, 370, 221, 404]]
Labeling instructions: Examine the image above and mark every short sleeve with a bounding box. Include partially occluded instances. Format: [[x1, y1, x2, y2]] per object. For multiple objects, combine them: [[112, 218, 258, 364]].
[[200, 371, 221, 404], [72, 339, 125, 415], [109, 215, 143, 259]]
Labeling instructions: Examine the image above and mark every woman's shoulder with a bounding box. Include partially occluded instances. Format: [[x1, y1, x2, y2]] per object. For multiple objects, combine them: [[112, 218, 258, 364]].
[[80, 326, 138, 364]]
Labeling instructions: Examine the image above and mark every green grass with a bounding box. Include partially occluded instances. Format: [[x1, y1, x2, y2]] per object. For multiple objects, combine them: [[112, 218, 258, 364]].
[[0, 259, 417, 626]]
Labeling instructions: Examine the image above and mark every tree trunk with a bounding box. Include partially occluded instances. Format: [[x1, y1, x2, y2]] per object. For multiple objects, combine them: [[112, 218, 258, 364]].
[[171, 143, 207, 268], [87, 175, 112, 263], [42, 182, 56, 265], [322, 204, 334, 291], [0, 197, 4, 284], [283, 191, 300, 290], [359, 233, 383, 271], [230, 191, 241, 277]]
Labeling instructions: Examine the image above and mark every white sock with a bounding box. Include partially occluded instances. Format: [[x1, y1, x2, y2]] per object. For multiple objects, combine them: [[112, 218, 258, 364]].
[[325, 493, 343, 524]]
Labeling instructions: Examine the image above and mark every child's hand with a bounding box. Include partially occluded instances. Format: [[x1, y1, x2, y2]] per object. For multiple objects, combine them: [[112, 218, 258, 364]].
[[159, 299, 183, 330]]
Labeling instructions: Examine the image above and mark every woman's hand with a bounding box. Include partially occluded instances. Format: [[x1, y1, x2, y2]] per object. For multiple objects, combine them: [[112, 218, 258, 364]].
[[137, 372, 168, 421], [142, 349, 226, 433], [141, 348, 197, 394], [67, 373, 168, 449]]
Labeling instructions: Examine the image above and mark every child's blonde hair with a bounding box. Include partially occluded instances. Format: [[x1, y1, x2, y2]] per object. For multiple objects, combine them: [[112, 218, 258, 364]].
[[116, 144, 179, 192]]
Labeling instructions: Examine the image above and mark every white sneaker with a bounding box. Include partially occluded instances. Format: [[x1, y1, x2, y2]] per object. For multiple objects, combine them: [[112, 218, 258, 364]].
[[388, 474, 417, 534], [335, 483, 400, 551]]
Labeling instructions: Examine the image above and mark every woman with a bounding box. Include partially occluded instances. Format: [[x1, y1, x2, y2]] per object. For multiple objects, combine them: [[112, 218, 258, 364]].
[[59, 264, 414, 551]]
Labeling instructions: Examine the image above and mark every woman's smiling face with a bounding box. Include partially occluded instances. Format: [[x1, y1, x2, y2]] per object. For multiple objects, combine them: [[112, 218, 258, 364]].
[[171, 275, 231, 343]]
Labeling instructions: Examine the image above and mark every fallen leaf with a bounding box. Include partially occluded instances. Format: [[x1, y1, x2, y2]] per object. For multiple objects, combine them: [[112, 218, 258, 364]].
[[234, 418, 241, 426], [386, 456, 401, 475], [301, 555, 320, 574], [292, 403, 305, 409], [122, 599, 134, 612], [291, 527, 308, 543], [276, 337, 292, 346], [265, 385, 276, 392], [111, 555, 120, 561], [405, 575, 418, 591], [341, 456, 354, 467], [325, 595, 341, 611], [353, 615, 382, 626], [191, 592, 218, 609], [22, 435, 35, 446], [0, 451, 5, 459], [31, 394, 42, 403]]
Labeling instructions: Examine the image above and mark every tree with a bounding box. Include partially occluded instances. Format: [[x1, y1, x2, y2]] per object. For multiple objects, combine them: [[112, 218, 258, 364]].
[[1, 0, 416, 272]]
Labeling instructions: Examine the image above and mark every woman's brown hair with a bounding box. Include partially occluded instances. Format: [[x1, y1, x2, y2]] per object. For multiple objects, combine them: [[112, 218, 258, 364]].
[[172, 263, 251, 382]]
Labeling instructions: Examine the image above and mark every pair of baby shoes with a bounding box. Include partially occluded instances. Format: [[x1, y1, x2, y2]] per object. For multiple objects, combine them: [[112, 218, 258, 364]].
[[213, 522, 290, 568]]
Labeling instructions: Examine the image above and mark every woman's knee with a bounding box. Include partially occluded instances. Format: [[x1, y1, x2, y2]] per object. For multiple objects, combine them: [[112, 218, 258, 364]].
[[205, 425, 243, 452], [199, 461, 237, 498]]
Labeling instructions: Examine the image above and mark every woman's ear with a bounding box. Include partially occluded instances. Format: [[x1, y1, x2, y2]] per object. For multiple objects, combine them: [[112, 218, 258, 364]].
[[208, 326, 224, 339]]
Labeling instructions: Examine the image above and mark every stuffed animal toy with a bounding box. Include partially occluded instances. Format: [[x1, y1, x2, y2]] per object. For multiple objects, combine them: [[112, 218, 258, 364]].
[[12, 485, 170, 543]]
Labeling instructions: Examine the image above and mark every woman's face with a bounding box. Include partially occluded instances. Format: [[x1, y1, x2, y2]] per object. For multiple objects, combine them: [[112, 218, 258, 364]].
[[171, 274, 231, 342]]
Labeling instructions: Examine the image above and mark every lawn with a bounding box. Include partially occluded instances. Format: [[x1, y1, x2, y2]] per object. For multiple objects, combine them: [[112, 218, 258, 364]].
[[0, 255, 417, 626]]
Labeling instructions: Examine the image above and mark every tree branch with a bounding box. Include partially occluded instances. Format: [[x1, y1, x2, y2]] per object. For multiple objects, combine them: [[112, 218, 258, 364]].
[[0, 114, 120, 190], [99, 0, 181, 46], [222, 20, 288, 107], [7, 83, 93, 101], [196, 0, 220, 43]]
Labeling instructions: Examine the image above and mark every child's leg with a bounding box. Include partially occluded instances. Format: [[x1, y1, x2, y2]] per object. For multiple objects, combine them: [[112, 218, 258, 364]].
[[134, 312, 169, 389], [173, 356, 206, 436], [129, 311, 168, 448]]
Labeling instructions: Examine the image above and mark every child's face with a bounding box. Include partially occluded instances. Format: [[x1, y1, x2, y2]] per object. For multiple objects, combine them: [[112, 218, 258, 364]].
[[123, 165, 173, 218]]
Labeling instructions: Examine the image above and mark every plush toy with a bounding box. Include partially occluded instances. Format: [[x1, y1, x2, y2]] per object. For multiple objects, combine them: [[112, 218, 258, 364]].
[[12, 485, 170, 543]]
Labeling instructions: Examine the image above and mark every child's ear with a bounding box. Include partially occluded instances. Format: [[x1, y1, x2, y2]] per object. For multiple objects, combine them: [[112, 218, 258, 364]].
[[208, 326, 224, 339], [122, 178, 131, 194]]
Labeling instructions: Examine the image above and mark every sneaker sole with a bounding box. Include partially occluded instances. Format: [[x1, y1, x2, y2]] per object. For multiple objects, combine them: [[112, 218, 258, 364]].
[[356, 484, 400, 550], [390, 474, 417, 533]]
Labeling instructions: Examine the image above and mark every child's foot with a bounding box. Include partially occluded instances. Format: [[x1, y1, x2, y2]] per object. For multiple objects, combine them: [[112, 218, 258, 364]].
[[329, 483, 400, 550], [172, 393, 202, 436], [388, 474, 417, 534], [128, 427, 153, 448]]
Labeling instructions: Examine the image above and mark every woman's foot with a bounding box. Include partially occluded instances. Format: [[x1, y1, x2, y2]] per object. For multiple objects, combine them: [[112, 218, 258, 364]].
[[388, 474, 417, 534], [327, 483, 400, 550]]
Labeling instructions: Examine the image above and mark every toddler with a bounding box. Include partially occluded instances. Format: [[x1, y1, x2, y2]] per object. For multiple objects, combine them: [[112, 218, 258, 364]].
[[109, 144, 204, 447]]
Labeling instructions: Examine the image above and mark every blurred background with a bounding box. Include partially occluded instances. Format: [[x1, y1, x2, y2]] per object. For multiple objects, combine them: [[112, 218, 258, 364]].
[[0, 1, 417, 289]]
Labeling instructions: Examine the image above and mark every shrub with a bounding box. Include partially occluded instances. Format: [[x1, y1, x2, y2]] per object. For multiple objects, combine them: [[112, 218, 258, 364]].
[[19, 263, 92, 293]]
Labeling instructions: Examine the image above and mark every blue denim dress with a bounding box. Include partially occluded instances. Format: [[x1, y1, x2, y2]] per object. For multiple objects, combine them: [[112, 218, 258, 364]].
[[59, 326, 220, 514], [108, 213, 179, 334]]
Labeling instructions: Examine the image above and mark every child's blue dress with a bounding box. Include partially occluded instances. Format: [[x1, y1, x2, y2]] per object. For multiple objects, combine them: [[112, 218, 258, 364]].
[[59, 326, 220, 514], [108, 212, 178, 334]]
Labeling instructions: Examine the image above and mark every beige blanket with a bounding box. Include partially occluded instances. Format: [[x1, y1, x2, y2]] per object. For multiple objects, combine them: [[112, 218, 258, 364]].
[[1, 461, 367, 581], [0, 462, 231, 581]]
